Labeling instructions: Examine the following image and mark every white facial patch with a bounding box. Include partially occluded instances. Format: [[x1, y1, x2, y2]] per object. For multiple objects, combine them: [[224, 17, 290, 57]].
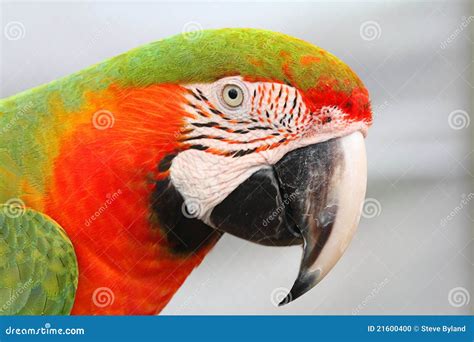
[[169, 149, 268, 225], [169, 76, 368, 224]]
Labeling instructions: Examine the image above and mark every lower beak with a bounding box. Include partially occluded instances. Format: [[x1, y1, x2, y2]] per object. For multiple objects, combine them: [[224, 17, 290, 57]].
[[210, 131, 367, 304]]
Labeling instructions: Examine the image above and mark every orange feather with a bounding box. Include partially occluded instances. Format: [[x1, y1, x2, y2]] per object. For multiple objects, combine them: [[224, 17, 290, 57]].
[[44, 84, 217, 315]]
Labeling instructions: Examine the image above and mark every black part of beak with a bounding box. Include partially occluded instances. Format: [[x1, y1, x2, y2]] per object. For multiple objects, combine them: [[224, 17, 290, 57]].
[[210, 138, 342, 305], [210, 167, 302, 246], [273, 138, 342, 305]]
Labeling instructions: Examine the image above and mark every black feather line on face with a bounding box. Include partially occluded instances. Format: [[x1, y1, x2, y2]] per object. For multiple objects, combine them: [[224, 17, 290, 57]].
[[158, 153, 177, 172], [196, 88, 209, 101], [180, 135, 225, 142], [192, 122, 219, 128], [151, 174, 220, 254], [291, 97, 297, 111], [233, 129, 249, 134], [188, 144, 209, 151], [209, 108, 223, 115], [189, 90, 202, 101], [231, 148, 258, 158], [247, 126, 272, 131]]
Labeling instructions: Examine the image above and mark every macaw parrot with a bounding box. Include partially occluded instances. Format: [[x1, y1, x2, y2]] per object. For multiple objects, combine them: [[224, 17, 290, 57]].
[[0, 28, 372, 315]]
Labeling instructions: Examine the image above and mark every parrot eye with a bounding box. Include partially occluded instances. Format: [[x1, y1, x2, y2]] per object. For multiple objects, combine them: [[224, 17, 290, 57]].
[[222, 84, 244, 107]]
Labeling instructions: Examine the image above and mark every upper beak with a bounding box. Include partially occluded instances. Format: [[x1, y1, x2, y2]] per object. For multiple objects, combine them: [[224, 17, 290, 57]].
[[210, 131, 367, 304]]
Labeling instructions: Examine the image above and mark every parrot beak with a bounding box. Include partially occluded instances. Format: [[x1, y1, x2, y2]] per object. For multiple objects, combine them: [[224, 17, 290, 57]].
[[210, 131, 367, 304], [273, 131, 367, 305]]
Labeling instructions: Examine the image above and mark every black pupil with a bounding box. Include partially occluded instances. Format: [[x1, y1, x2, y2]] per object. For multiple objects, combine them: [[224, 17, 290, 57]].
[[228, 88, 239, 100]]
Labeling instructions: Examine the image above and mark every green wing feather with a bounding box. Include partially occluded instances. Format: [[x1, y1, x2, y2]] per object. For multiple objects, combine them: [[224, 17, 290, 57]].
[[0, 149, 21, 203], [0, 205, 78, 315]]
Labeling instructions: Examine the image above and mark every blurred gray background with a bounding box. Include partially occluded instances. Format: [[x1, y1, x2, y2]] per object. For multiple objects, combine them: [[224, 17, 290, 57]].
[[1, 0, 472, 314]]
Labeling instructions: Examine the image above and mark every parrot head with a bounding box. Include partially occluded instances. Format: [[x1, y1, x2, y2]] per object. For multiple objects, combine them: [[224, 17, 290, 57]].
[[146, 29, 372, 305], [0, 26, 371, 314]]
